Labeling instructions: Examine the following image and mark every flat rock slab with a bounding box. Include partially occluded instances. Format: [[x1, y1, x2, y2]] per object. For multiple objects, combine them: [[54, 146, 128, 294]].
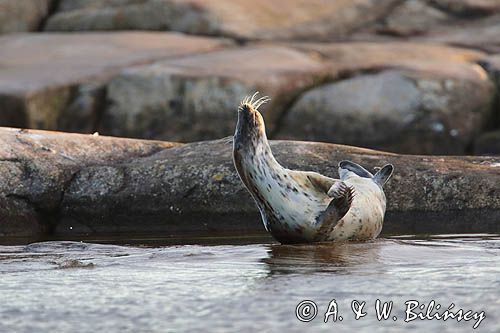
[[45, 0, 398, 41], [416, 14, 500, 54], [0, 128, 498, 242], [0, 32, 229, 94], [0, 32, 230, 129], [287, 41, 485, 74]]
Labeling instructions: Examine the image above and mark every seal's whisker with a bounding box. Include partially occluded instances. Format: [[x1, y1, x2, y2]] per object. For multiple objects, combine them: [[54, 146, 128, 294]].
[[254, 96, 271, 109], [255, 96, 271, 104], [239, 92, 270, 111], [249, 91, 260, 105]]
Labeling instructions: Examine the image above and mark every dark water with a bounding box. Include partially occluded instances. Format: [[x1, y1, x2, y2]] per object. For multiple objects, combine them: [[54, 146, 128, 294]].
[[0, 235, 499, 333]]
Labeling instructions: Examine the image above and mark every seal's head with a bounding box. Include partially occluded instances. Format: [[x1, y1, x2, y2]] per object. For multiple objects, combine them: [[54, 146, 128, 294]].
[[234, 92, 270, 151]]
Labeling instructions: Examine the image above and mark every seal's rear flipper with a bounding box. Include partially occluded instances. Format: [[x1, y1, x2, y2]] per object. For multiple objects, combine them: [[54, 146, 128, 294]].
[[338, 160, 373, 179], [373, 164, 394, 187], [314, 182, 354, 241]]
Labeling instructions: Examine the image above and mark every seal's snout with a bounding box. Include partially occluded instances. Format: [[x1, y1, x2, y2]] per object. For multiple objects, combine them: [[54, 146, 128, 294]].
[[238, 103, 257, 121], [236, 92, 270, 132]]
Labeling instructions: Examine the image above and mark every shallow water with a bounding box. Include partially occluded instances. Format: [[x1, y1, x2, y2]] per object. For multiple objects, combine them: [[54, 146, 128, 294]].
[[0, 235, 499, 333]]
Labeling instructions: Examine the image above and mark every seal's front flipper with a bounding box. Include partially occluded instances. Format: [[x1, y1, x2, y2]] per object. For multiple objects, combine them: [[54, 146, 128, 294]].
[[326, 182, 354, 219], [338, 160, 373, 179], [314, 182, 354, 241], [289, 170, 338, 195]]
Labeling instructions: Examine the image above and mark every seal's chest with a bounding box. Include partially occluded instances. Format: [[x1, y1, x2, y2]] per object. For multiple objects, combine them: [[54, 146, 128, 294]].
[[331, 179, 386, 240], [255, 170, 327, 225]]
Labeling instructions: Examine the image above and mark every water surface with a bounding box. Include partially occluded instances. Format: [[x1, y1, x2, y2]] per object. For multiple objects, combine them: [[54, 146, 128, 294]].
[[0, 235, 499, 332]]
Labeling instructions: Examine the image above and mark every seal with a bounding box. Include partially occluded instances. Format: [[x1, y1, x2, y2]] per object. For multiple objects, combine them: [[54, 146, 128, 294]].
[[232, 93, 394, 244]]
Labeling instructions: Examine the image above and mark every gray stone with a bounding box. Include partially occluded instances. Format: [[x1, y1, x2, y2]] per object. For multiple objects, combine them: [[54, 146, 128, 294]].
[[277, 67, 494, 154], [380, 0, 451, 36], [0, 127, 179, 239]]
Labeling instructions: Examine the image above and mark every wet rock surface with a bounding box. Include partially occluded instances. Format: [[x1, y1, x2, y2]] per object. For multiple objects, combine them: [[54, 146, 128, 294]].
[[0, 129, 498, 242]]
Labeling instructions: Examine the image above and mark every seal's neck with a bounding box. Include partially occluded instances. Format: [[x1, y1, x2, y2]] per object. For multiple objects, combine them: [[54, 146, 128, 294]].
[[233, 105, 284, 190], [235, 124, 279, 166]]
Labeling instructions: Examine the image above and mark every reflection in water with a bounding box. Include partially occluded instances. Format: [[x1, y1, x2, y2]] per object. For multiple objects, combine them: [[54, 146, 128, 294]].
[[263, 241, 383, 275], [0, 235, 499, 333]]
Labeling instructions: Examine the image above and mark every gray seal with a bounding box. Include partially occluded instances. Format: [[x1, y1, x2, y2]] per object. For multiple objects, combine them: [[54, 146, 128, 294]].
[[232, 93, 394, 244]]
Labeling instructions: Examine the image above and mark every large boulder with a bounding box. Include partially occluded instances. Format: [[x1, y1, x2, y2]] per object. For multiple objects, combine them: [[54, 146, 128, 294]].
[[45, 0, 398, 41], [0, 127, 179, 239], [0, 32, 230, 133], [377, 0, 452, 37], [0, 128, 498, 242], [0, 0, 53, 34], [101, 45, 327, 141], [275, 47, 494, 154]]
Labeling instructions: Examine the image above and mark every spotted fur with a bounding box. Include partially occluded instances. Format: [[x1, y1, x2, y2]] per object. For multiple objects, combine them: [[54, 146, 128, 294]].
[[232, 93, 393, 244]]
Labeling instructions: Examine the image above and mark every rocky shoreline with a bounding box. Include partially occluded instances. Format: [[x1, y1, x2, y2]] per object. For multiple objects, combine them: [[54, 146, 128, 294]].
[[1, 1, 500, 155], [1, 1, 500, 243], [1, 128, 498, 243]]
